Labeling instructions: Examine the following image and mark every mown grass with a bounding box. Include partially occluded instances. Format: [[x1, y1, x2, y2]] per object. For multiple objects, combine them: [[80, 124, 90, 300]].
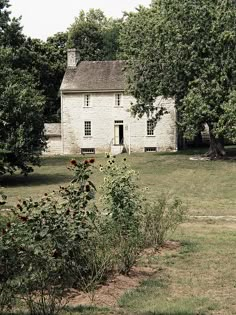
[[118, 221, 236, 315], [0, 149, 236, 314], [1, 148, 235, 216]]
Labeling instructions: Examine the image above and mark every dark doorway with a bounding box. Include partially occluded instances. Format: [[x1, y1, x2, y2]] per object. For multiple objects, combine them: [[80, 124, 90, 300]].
[[119, 125, 124, 144]]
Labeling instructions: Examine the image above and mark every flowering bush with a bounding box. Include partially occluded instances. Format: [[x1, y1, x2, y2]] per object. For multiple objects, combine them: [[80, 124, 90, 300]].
[[0, 158, 100, 314]]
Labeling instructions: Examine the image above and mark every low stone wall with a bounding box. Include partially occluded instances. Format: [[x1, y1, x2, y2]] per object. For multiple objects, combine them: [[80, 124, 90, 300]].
[[44, 123, 62, 155]]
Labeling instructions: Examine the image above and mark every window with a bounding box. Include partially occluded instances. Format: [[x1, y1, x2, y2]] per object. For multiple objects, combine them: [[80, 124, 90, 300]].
[[84, 94, 91, 107], [81, 148, 95, 154], [145, 147, 157, 152], [115, 94, 122, 107], [147, 120, 155, 136], [84, 121, 91, 136]]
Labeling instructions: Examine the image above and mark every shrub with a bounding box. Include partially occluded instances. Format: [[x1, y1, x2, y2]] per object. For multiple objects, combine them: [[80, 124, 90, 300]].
[[0, 191, 7, 206], [100, 156, 144, 274], [142, 196, 186, 249], [0, 158, 101, 314]]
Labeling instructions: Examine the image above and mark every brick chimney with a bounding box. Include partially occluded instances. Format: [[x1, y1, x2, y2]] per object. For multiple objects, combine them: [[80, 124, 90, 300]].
[[67, 48, 80, 68]]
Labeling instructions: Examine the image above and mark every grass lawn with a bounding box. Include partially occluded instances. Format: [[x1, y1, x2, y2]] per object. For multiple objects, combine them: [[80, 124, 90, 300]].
[[0, 149, 236, 314], [1, 148, 235, 216], [4, 221, 236, 315], [117, 220, 236, 315]]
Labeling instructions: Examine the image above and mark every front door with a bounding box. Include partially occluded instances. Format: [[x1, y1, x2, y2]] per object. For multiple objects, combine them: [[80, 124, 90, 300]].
[[114, 120, 124, 145]]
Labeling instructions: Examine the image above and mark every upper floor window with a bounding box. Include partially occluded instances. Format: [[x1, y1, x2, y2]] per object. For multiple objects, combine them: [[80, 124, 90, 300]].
[[84, 121, 91, 136], [147, 120, 155, 136], [84, 94, 91, 107], [115, 93, 122, 107]]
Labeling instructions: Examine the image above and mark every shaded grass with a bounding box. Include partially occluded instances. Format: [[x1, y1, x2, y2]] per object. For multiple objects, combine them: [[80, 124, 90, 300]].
[[0, 149, 236, 215]]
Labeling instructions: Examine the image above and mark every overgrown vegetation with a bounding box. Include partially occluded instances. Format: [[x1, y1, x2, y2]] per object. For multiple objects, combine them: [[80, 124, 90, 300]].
[[0, 157, 185, 314]]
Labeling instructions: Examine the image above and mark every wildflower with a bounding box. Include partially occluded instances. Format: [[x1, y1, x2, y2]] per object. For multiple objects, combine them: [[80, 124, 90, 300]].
[[70, 159, 77, 166], [16, 204, 22, 210], [89, 158, 95, 164], [84, 160, 89, 165], [52, 249, 61, 258], [18, 216, 28, 222], [85, 184, 90, 192]]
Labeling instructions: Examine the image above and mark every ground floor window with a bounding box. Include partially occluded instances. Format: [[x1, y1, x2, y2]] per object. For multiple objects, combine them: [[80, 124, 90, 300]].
[[84, 121, 91, 136], [144, 147, 157, 152], [81, 148, 95, 154], [147, 120, 155, 136]]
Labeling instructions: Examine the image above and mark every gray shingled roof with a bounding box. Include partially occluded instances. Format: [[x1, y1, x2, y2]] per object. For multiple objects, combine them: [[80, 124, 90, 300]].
[[60, 60, 126, 92]]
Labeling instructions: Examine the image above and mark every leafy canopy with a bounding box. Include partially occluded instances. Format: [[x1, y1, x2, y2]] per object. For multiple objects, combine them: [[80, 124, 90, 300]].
[[68, 9, 122, 61], [0, 1, 46, 175], [121, 0, 236, 145]]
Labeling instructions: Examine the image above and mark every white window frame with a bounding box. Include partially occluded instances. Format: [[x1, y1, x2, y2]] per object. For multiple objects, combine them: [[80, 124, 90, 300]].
[[115, 93, 122, 107], [84, 121, 92, 137], [147, 120, 155, 136], [84, 94, 91, 107]]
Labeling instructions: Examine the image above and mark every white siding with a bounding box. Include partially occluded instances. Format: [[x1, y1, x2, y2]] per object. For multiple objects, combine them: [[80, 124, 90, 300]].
[[61, 92, 177, 154]]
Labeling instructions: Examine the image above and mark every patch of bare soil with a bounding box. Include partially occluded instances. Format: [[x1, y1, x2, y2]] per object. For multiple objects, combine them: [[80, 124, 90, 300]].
[[189, 156, 211, 161], [68, 266, 156, 308], [68, 241, 181, 308]]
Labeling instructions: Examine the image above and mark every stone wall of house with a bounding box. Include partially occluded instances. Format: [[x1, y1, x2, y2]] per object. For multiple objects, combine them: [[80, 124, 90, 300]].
[[61, 92, 177, 154], [44, 123, 62, 155]]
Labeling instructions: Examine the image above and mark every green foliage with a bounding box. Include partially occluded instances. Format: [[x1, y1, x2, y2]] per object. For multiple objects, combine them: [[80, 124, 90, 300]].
[[121, 0, 236, 156], [142, 196, 186, 248], [0, 0, 25, 49], [0, 158, 98, 313], [0, 2, 47, 175], [100, 156, 144, 274], [68, 9, 122, 61], [0, 63, 46, 175], [15, 33, 67, 122]]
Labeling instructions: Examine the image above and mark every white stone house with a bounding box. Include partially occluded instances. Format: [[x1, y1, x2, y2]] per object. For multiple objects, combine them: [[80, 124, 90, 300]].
[[45, 49, 177, 155]]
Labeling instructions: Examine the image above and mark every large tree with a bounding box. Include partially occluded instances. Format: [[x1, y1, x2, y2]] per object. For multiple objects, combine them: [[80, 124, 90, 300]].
[[121, 0, 236, 157], [0, 1, 46, 175], [68, 9, 122, 61], [15, 33, 67, 122]]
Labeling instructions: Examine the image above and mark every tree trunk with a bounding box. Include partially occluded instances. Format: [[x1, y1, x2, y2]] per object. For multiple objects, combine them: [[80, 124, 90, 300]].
[[205, 128, 226, 159]]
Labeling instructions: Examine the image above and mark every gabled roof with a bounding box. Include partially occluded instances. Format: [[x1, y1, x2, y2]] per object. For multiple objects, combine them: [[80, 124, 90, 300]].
[[60, 60, 126, 92]]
